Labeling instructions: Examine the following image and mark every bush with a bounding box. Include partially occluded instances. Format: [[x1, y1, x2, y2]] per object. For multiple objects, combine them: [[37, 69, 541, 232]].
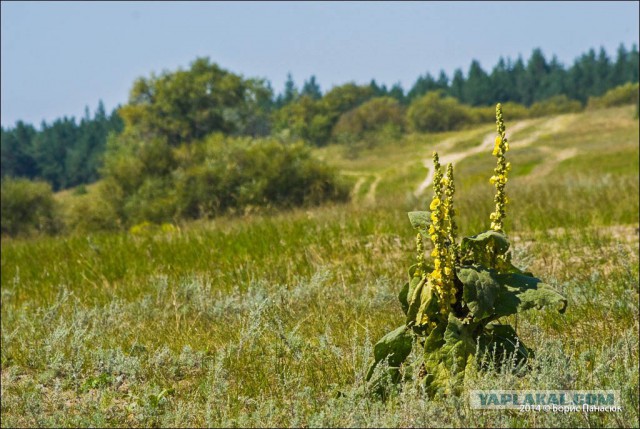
[[101, 133, 350, 225], [407, 91, 472, 133], [271, 96, 330, 147], [1, 178, 59, 236], [499, 102, 531, 120], [529, 95, 582, 117], [173, 135, 350, 219], [468, 102, 530, 123], [62, 183, 123, 234], [587, 82, 640, 110], [333, 97, 405, 141], [467, 105, 495, 124]]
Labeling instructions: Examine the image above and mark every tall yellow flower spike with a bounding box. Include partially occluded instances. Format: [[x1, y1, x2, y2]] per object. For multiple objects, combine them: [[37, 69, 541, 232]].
[[428, 152, 453, 314], [444, 164, 458, 260], [490, 103, 509, 232], [443, 164, 458, 304]]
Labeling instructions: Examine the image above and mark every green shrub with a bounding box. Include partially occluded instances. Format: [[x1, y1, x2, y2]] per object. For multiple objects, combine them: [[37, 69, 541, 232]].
[[470, 102, 531, 123], [1, 178, 59, 237], [407, 91, 472, 133], [529, 95, 582, 117], [587, 82, 640, 110], [333, 97, 405, 142], [64, 194, 118, 234], [467, 105, 495, 124], [122, 176, 178, 225], [499, 101, 531, 120], [64, 185, 121, 233], [101, 133, 350, 225], [174, 135, 350, 219]]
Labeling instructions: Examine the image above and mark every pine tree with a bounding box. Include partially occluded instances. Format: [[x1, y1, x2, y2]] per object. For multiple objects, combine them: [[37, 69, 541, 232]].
[[449, 68, 465, 101], [301, 75, 322, 100], [464, 60, 491, 105]]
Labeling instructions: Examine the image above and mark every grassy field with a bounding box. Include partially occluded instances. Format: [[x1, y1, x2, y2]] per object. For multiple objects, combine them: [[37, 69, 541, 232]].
[[1, 105, 639, 427]]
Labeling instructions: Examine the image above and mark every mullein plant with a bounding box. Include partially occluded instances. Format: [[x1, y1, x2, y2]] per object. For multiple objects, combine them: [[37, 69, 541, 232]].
[[366, 104, 567, 398], [490, 104, 511, 232]]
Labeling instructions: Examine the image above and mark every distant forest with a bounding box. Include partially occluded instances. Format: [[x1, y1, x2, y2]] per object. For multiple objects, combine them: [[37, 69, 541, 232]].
[[2, 43, 638, 191]]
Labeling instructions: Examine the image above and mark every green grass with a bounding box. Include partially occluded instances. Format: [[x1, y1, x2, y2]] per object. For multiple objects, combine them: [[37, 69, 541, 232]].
[[556, 147, 640, 176], [2, 105, 639, 427]]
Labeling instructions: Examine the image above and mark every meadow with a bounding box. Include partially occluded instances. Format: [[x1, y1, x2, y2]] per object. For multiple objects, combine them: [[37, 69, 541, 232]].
[[1, 105, 638, 427]]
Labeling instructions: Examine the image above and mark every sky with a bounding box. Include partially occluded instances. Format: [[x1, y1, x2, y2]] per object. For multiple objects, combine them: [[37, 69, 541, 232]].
[[1, 1, 639, 128]]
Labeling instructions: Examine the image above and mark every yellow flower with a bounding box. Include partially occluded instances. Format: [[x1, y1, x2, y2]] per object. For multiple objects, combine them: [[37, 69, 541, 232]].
[[434, 259, 441, 269], [495, 136, 502, 146], [492, 146, 500, 156], [444, 267, 452, 276], [430, 198, 441, 210], [431, 212, 439, 223], [489, 176, 497, 185], [431, 248, 438, 257]]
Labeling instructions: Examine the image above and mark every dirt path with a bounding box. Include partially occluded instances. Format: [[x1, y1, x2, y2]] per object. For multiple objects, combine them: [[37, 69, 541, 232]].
[[364, 175, 381, 205], [342, 114, 578, 202], [342, 171, 381, 204], [413, 114, 577, 197], [530, 147, 578, 178], [351, 176, 366, 198], [414, 121, 530, 196]]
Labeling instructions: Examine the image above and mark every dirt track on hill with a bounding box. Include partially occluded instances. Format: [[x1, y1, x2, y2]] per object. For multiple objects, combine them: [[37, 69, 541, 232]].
[[414, 114, 579, 197]]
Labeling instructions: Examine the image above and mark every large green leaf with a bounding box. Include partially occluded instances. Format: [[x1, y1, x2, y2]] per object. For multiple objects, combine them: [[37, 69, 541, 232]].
[[457, 266, 500, 321], [494, 252, 535, 276], [398, 281, 410, 315], [423, 314, 475, 395], [405, 276, 427, 327], [408, 211, 431, 231], [401, 264, 433, 316], [423, 318, 447, 352], [399, 266, 417, 315], [460, 230, 510, 267], [494, 272, 567, 316], [366, 325, 414, 382], [477, 323, 531, 368], [373, 325, 414, 367], [415, 277, 440, 328], [407, 263, 418, 279], [442, 314, 476, 364]]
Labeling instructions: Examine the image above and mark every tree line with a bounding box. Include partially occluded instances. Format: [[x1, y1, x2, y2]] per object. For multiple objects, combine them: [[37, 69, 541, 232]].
[[1, 101, 123, 191], [1, 43, 638, 192]]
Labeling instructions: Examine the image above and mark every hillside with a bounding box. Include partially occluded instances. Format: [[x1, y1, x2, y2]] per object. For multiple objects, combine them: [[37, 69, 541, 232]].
[[320, 105, 638, 212], [1, 105, 638, 427]]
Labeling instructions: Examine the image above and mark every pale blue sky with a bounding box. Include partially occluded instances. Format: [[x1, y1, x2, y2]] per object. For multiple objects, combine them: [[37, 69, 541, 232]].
[[1, 1, 638, 127]]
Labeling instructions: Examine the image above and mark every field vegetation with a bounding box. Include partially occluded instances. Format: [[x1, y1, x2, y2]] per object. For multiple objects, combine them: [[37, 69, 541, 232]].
[[1, 103, 638, 427]]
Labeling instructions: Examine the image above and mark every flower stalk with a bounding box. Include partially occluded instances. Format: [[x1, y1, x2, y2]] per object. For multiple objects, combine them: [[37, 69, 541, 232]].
[[428, 152, 456, 314], [490, 103, 511, 232], [443, 163, 458, 265]]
